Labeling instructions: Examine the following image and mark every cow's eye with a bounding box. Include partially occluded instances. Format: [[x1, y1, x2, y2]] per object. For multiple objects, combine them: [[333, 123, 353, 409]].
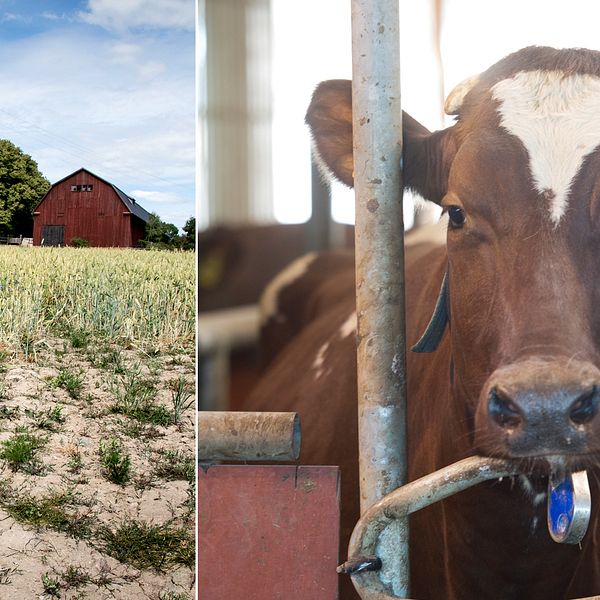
[[447, 205, 466, 228]]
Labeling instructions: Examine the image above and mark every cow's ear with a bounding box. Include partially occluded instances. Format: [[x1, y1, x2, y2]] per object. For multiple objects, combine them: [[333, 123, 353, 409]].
[[305, 79, 354, 187], [306, 79, 457, 204], [402, 113, 458, 205]]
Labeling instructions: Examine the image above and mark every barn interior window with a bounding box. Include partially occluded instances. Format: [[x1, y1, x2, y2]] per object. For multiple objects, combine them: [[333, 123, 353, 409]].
[[70, 185, 93, 192], [71, 185, 78, 191]]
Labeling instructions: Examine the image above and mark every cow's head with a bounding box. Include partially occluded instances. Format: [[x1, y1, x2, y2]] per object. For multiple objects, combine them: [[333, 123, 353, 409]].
[[306, 46, 600, 470]]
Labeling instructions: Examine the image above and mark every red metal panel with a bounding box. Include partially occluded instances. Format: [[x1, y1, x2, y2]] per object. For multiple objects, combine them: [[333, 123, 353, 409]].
[[199, 465, 340, 600]]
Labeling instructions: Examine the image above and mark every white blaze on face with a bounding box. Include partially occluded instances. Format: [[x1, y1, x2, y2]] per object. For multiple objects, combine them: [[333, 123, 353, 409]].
[[492, 70, 600, 224]]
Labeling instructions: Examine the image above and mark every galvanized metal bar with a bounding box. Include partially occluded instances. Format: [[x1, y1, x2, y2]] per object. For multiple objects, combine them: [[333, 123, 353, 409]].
[[346, 456, 520, 599], [351, 0, 407, 596], [198, 411, 301, 461]]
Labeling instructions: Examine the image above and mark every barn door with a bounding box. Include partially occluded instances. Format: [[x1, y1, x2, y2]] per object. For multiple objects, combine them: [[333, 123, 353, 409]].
[[41, 225, 64, 246]]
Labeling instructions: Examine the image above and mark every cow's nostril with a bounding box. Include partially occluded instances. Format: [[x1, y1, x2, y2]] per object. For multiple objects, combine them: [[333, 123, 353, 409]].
[[488, 387, 523, 429], [569, 385, 600, 425]]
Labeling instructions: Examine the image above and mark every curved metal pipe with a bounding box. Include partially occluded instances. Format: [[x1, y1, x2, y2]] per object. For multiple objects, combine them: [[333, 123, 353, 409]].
[[343, 456, 521, 599]]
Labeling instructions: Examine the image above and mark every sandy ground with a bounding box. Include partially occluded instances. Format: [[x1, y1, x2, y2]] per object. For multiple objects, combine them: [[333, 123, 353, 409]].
[[0, 339, 195, 600]]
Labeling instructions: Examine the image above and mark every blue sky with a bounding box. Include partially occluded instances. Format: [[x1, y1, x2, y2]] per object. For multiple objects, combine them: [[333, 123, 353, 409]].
[[0, 0, 194, 231]]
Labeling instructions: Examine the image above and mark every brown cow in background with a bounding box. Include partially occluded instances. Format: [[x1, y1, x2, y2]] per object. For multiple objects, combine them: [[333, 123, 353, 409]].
[[245, 47, 600, 599], [199, 222, 354, 409]]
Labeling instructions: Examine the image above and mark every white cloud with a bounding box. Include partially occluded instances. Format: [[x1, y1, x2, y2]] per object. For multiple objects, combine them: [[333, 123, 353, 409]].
[[2, 12, 27, 23], [109, 41, 141, 63], [138, 60, 166, 81], [130, 190, 181, 204], [79, 0, 194, 32], [0, 26, 194, 229]]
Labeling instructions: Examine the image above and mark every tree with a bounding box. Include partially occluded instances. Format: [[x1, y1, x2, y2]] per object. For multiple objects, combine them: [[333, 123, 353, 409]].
[[180, 216, 195, 250], [0, 140, 50, 236], [140, 213, 180, 249]]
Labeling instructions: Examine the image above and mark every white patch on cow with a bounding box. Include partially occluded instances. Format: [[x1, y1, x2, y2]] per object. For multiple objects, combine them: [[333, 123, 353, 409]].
[[260, 252, 318, 324], [312, 341, 330, 380], [339, 311, 357, 338], [492, 70, 600, 224], [518, 474, 547, 506]]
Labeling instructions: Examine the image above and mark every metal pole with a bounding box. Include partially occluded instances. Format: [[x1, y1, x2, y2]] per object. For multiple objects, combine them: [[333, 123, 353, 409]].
[[351, 0, 407, 596], [198, 411, 301, 462]]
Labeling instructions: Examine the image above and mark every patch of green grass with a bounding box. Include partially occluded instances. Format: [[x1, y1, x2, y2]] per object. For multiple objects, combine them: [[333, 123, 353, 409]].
[[66, 449, 83, 474], [3, 489, 94, 538], [110, 365, 171, 426], [120, 420, 164, 440], [69, 328, 90, 350], [51, 367, 85, 400], [169, 376, 194, 424], [89, 346, 126, 374], [99, 438, 131, 485], [96, 520, 194, 571], [60, 565, 92, 589], [183, 480, 195, 517], [26, 404, 65, 431], [0, 430, 47, 473], [0, 405, 19, 420], [146, 356, 163, 377], [41, 572, 61, 597], [154, 450, 194, 484], [20, 331, 42, 361]]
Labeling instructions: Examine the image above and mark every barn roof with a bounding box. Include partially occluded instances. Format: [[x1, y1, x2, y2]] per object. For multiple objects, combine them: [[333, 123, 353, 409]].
[[111, 185, 151, 222], [34, 167, 151, 223]]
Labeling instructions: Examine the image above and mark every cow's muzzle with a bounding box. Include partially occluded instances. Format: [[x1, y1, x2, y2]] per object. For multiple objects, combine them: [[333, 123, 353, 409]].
[[475, 358, 600, 458]]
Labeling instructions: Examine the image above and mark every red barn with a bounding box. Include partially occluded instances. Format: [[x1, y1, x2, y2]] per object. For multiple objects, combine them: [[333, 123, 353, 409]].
[[32, 168, 150, 247]]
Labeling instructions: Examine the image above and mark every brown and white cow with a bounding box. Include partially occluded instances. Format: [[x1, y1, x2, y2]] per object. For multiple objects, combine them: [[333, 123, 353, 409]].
[[244, 46, 600, 599]]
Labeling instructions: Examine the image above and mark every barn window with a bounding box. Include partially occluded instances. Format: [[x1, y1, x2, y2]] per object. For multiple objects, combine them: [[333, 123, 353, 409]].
[[83, 185, 93, 192], [71, 185, 79, 192]]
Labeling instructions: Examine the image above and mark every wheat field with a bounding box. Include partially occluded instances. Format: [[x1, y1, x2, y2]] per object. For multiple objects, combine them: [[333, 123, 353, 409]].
[[0, 246, 195, 354], [0, 245, 196, 598]]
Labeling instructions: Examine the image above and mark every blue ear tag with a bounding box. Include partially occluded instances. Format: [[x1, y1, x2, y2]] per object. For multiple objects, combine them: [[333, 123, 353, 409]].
[[547, 470, 591, 544]]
